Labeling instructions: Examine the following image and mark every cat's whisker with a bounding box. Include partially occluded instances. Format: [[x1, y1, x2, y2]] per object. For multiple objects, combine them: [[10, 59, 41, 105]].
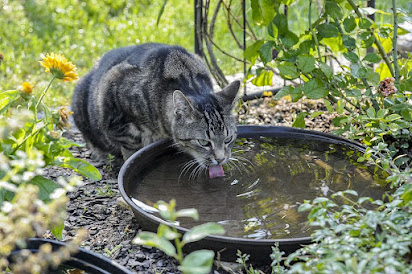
[[232, 155, 255, 169], [227, 158, 244, 174], [179, 159, 198, 180]]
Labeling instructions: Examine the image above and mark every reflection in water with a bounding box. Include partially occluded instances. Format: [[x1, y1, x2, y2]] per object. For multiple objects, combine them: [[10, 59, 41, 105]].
[[131, 137, 388, 239]]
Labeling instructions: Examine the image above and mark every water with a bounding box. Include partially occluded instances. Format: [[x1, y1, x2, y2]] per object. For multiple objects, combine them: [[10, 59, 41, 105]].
[[131, 137, 388, 240]]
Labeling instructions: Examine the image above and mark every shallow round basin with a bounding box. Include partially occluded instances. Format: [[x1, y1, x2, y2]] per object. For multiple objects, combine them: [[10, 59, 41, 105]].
[[118, 125, 388, 264]]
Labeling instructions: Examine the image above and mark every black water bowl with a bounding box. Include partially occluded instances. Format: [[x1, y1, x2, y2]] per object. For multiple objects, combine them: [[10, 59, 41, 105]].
[[10, 238, 132, 274], [119, 125, 388, 264]]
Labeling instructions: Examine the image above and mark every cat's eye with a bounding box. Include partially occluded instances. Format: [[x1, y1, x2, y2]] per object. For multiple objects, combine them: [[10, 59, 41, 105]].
[[224, 136, 234, 144], [197, 139, 210, 147]]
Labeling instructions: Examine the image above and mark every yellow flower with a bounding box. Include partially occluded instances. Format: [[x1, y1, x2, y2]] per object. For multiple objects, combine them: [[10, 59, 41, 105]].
[[21, 82, 33, 94], [263, 91, 273, 97], [39, 53, 78, 82]]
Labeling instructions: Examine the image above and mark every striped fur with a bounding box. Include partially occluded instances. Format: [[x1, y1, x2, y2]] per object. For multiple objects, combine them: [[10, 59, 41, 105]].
[[72, 43, 240, 167]]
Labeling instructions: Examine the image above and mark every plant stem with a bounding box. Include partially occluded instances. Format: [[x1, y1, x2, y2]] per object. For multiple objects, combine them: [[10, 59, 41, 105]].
[[35, 76, 56, 117], [345, 0, 395, 77], [11, 124, 47, 154], [174, 237, 183, 263], [309, 0, 322, 62], [392, 0, 400, 85]]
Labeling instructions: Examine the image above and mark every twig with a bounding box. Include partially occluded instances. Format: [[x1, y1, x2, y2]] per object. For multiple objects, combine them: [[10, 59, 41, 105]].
[[221, 0, 257, 41]]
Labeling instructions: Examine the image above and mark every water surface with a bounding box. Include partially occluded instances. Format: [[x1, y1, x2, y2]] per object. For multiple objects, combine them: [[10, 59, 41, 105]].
[[131, 137, 388, 239]]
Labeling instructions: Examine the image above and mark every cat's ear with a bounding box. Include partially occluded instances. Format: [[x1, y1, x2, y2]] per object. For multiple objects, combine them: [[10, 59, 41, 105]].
[[216, 80, 240, 110], [173, 90, 195, 116]]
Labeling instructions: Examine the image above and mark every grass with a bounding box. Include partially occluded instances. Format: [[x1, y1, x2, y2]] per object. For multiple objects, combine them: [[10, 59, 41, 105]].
[[0, 0, 410, 107]]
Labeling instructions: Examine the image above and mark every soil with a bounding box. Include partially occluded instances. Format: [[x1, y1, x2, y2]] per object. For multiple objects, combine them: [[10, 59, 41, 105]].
[[46, 97, 335, 274]]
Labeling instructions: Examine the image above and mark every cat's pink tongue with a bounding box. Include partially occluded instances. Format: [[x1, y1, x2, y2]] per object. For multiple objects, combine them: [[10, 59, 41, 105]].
[[209, 165, 224, 178]]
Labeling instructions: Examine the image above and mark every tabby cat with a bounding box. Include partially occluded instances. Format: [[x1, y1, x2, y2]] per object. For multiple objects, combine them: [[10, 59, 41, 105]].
[[72, 43, 240, 178]]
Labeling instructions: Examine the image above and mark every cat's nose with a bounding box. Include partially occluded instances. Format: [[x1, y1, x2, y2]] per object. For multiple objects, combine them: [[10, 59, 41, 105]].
[[216, 158, 225, 164]]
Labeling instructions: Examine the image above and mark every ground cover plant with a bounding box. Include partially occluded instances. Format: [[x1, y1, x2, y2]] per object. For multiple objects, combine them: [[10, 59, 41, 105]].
[[1, 0, 411, 273]]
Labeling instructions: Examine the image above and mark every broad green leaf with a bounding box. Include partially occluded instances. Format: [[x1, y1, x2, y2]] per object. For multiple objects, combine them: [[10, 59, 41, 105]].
[[182, 222, 225, 244], [319, 63, 333, 79], [376, 109, 388, 119], [297, 55, 316, 74], [267, 22, 278, 38], [366, 70, 380, 85], [290, 86, 303, 102], [0, 188, 15, 206], [252, 70, 273, 86], [363, 53, 381, 63], [401, 183, 412, 204], [350, 63, 367, 78], [342, 35, 356, 50], [323, 99, 334, 112], [278, 62, 299, 79], [157, 224, 180, 240], [59, 157, 102, 181], [303, 79, 328, 99], [273, 13, 288, 36], [244, 40, 265, 63], [179, 250, 214, 274], [310, 111, 323, 118], [299, 40, 314, 54], [317, 23, 339, 38], [133, 232, 176, 257], [359, 18, 373, 29], [281, 30, 299, 48], [343, 52, 358, 63], [359, 32, 375, 48], [176, 208, 199, 220], [346, 88, 362, 98], [292, 112, 308, 128], [29, 175, 60, 202], [259, 41, 276, 64], [251, 0, 276, 26], [343, 16, 356, 32], [51, 221, 64, 241], [313, 197, 330, 204], [366, 107, 376, 118], [274, 86, 293, 100], [298, 203, 312, 212], [325, 1, 343, 20]]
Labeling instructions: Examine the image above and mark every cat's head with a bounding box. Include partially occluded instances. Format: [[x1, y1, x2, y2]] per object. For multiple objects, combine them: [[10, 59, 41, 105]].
[[171, 80, 240, 173]]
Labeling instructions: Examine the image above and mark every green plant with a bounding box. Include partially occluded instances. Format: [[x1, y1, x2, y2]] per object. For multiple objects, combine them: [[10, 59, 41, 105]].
[[0, 53, 101, 239], [132, 199, 225, 274], [244, 0, 411, 166]]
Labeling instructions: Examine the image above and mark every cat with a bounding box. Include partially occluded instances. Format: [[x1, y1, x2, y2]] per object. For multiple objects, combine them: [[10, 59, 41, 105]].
[[72, 43, 240, 178]]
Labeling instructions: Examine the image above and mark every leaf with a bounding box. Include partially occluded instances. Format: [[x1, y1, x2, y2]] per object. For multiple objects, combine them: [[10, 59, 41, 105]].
[[0, 90, 20, 114], [336, 100, 345, 114], [252, 70, 273, 86], [133, 232, 176, 257], [176, 208, 199, 220], [346, 88, 362, 98], [343, 16, 357, 32], [278, 62, 299, 79], [323, 99, 334, 112], [59, 157, 102, 181], [157, 224, 180, 240], [319, 63, 333, 79], [156, 0, 169, 26], [290, 86, 303, 102], [325, 1, 343, 20], [29, 175, 60, 202], [292, 112, 308, 128], [317, 23, 339, 38], [281, 30, 299, 48], [342, 35, 356, 50], [376, 109, 388, 119], [179, 250, 214, 274], [297, 55, 316, 74], [359, 18, 373, 29], [0, 188, 15, 206], [350, 63, 367, 78], [363, 53, 381, 63], [251, 0, 277, 26], [274, 86, 293, 100], [259, 41, 276, 64], [303, 79, 328, 99], [51, 221, 64, 241], [343, 52, 359, 63], [298, 203, 312, 212], [182, 222, 225, 244], [273, 13, 288, 36], [310, 111, 323, 118], [244, 40, 265, 63]]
